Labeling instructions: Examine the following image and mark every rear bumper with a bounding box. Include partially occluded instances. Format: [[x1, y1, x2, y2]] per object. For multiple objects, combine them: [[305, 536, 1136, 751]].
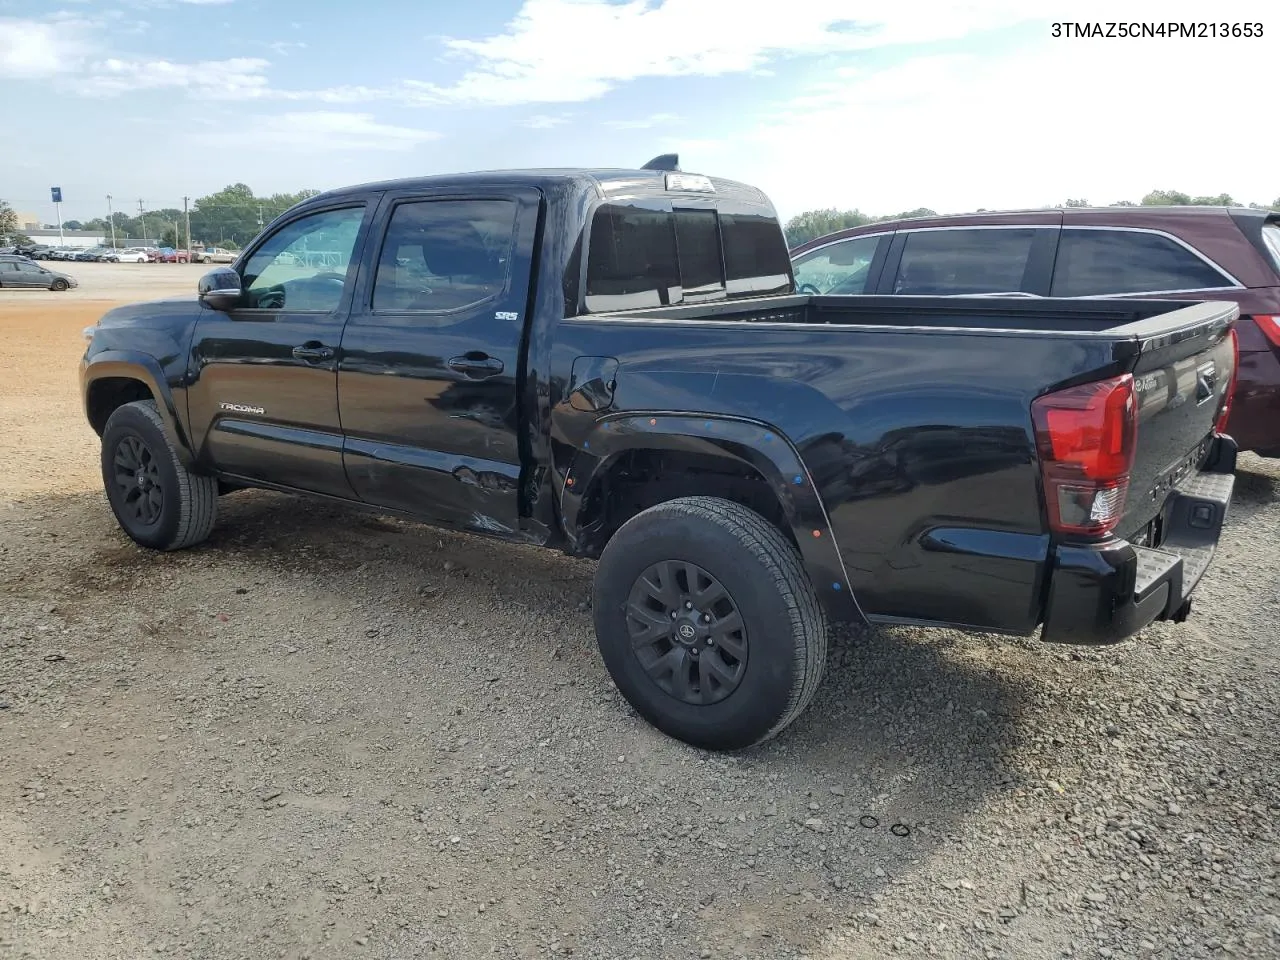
[[1040, 435, 1237, 645]]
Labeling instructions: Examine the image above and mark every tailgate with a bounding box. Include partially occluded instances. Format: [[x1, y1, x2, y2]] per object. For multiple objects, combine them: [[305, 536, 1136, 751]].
[[1119, 302, 1237, 539]]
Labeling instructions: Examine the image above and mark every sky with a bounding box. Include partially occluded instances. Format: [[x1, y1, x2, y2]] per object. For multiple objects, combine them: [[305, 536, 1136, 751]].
[[1, 0, 1276, 225]]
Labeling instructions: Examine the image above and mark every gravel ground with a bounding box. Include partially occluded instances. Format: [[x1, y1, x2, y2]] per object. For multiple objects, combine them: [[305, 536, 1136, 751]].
[[2, 282, 1279, 960]]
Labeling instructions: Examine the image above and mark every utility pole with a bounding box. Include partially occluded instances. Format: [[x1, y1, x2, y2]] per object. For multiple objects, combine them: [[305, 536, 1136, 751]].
[[106, 195, 117, 249], [137, 199, 147, 245], [52, 187, 64, 245], [183, 196, 192, 255], [257, 203, 264, 228]]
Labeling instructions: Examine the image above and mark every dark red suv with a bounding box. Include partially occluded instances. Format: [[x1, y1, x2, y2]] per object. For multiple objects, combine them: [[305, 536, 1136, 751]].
[[791, 207, 1280, 456]]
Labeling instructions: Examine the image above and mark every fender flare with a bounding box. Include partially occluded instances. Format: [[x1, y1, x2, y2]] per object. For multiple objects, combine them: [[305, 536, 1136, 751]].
[[82, 352, 195, 468], [560, 412, 865, 625]]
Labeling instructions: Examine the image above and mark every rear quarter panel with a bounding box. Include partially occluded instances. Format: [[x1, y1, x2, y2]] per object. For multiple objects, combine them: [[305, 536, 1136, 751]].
[[549, 318, 1132, 634]]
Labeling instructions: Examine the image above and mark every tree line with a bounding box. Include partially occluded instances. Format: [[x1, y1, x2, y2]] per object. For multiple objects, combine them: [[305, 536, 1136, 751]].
[[1, 185, 320, 249], [783, 190, 1280, 247], [7, 186, 1280, 251]]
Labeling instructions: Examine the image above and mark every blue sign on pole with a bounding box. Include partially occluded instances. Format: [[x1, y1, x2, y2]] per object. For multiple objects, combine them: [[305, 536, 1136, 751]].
[[51, 187, 63, 204]]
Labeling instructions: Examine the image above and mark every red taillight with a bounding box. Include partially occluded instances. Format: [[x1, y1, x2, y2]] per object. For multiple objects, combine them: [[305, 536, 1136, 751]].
[[1215, 326, 1240, 434], [1255, 315, 1280, 348], [1032, 374, 1137, 537]]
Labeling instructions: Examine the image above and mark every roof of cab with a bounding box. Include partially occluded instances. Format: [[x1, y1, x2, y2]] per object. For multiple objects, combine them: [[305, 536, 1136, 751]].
[[310, 167, 771, 206]]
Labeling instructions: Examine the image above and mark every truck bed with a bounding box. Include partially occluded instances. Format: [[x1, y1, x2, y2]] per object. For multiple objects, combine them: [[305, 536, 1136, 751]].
[[555, 294, 1237, 635], [598, 293, 1233, 339]]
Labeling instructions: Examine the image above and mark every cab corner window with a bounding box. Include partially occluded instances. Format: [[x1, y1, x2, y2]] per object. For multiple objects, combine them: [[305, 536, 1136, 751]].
[[372, 199, 517, 314], [893, 228, 1037, 295], [1051, 229, 1234, 297], [241, 205, 365, 312], [793, 235, 881, 295]]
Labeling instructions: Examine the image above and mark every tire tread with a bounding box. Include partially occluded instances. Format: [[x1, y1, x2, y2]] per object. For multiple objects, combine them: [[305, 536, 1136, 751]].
[[113, 400, 217, 550], [605, 495, 828, 747]]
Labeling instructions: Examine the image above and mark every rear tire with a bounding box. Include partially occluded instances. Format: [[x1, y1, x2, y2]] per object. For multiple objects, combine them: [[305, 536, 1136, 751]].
[[593, 496, 827, 751], [101, 400, 217, 551]]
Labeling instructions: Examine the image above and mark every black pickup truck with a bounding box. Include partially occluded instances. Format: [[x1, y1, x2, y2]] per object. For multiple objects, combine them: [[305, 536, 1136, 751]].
[[80, 157, 1240, 750]]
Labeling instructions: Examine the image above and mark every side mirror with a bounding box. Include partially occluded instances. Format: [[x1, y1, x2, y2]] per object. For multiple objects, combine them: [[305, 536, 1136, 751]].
[[198, 267, 242, 311]]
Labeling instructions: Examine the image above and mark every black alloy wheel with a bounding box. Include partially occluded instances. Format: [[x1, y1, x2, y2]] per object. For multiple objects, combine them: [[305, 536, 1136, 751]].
[[111, 434, 165, 528], [625, 560, 748, 705]]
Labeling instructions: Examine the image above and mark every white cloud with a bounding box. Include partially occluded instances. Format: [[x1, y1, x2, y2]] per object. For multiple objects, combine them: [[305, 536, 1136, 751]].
[[727, 31, 1280, 220], [189, 111, 440, 152], [0, 17, 92, 77], [603, 112, 683, 130], [89, 56, 272, 98], [523, 114, 571, 129], [416, 0, 1042, 105], [268, 40, 308, 56]]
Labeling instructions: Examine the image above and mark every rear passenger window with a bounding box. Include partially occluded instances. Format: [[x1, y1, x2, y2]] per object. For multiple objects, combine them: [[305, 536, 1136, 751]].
[[372, 199, 516, 313], [893, 228, 1037, 295], [1051, 229, 1232, 296]]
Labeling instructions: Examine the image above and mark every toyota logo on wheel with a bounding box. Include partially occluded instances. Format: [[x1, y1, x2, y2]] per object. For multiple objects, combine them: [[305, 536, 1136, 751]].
[[677, 623, 696, 640]]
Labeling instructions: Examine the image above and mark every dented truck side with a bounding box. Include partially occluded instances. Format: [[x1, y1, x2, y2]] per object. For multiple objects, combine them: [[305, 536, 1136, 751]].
[[81, 160, 1238, 750]]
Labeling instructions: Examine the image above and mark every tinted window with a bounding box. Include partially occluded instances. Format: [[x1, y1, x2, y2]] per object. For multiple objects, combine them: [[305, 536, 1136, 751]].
[[1051, 229, 1232, 296], [721, 213, 791, 295], [242, 206, 365, 311], [893, 228, 1036, 295], [793, 235, 882, 295], [673, 208, 724, 296], [585, 206, 680, 311], [373, 199, 516, 313]]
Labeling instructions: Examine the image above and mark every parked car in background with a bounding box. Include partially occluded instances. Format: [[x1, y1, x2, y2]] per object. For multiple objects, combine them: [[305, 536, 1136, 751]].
[[47, 248, 78, 261], [791, 206, 1280, 457], [74, 247, 107, 262], [112, 248, 151, 264], [193, 247, 236, 264], [154, 247, 191, 263], [0, 255, 77, 290]]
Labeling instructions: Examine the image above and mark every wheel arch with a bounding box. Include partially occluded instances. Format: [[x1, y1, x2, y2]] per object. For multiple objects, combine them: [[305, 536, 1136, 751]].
[[83, 354, 195, 468], [561, 413, 865, 625]]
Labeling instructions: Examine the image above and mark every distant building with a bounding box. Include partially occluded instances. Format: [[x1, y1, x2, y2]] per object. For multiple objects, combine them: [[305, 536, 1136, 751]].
[[14, 212, 41, 231], [24, 228, 107, 249]]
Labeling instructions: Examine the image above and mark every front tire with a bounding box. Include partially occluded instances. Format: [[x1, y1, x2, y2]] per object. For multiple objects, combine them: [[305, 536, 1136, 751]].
[[593, 496, 827, 751], [51, 278, 68, 291], [101, 400, 217, 550]]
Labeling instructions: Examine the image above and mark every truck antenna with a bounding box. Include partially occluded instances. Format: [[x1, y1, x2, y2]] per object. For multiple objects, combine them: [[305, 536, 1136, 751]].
[[641, 154, 680, 172]]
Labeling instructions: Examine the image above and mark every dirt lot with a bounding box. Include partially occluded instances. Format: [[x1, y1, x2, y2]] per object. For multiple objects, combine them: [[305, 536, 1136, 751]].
[[2, 265, 1279, 960]]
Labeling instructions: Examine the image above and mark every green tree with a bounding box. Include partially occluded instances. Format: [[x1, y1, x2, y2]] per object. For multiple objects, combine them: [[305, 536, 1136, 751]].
[[188, 185, 320, 248], [1064, 198, 1090, 207], [0, 199, 17, 243], [878, 207, 937, 221], [63, 219, 84, 231], [783, 208, 873, 247], [1141, 189, 1193, 206]]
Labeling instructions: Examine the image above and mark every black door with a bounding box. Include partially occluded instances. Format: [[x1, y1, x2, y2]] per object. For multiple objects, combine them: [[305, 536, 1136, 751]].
[[338, 188, 540, 534], [187, 201, 374, 497]]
